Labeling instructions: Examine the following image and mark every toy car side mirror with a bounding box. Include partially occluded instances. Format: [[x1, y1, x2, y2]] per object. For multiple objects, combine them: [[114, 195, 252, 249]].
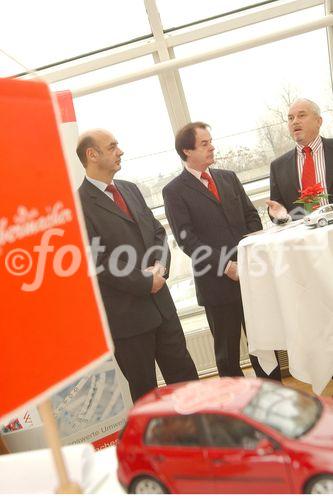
[[256, 438, 274, 456]]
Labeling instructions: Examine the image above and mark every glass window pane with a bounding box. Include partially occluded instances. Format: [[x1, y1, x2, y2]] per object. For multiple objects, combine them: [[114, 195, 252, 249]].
[[0, 0, 151, 75], [145, 415, 201, 446], [167, 230, 197, 312], [175, 7, 333, 182], [156, 0, 277, 30], [72, 71, 180, 208], [203, 414, 265, 449], [174, 4, 324, 51], [243, 382, 321, 438], [0, 52, 24, 77]]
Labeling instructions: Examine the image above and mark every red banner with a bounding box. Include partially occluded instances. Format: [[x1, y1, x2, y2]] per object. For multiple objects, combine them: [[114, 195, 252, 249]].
[[0, 78, 111, 421]]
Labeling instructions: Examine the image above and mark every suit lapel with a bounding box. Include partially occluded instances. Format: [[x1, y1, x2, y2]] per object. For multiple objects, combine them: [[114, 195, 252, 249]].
[[115, 180, 154, 249], [323, 138, 333, 194], [82, 178, 153, 250], [180, 169, 221, 205], [286, 149, 299, 195], [209, 169, 244, 227], [115, 180, 142, 224], [209, 169, 227, 202], [83, 178, 135, 223]]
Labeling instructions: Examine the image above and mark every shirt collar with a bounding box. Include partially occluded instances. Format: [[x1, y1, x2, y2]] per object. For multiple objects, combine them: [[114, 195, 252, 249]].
[[185, 165, 210, 180], [86, 175, 114, 192], [296, 135, 322, 155]]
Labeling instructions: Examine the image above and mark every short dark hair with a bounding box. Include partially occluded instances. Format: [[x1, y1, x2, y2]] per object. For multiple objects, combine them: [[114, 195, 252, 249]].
[[175, 121, 210, 161], [76, 135, 99, 168]]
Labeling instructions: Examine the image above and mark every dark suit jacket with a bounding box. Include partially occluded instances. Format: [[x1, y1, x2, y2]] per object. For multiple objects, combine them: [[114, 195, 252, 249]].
[[78, 178, 176, 339], [270, 137, 333, 219], [162, 169, 262, 306]]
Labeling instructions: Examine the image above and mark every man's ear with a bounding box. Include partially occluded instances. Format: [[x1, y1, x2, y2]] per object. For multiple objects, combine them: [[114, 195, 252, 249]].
[[183, 148, 191, 159], [86, 147, 98, 162]]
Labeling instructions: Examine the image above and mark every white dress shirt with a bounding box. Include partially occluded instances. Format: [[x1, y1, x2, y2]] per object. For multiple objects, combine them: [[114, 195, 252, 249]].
[[296, 135, 328, 206], [86, 175, 115, 201]]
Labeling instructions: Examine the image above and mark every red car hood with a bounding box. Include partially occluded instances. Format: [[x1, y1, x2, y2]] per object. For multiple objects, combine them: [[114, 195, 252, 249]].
[[299, 398, 333, 449]]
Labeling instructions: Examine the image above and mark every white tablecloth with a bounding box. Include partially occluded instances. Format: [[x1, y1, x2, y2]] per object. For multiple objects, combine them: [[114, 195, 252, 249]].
[[0, 444, 124, 494], [238, 221, 333, 394]]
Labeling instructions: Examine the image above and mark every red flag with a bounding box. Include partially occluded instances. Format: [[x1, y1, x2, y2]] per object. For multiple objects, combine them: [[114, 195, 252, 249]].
[[0, 78, 111, 421]]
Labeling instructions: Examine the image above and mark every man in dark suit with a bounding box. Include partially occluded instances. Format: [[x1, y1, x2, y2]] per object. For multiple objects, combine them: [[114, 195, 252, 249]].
[[163, 121, 281, 380], [267, 98, 333, 221], [76, 129, 198, 402]]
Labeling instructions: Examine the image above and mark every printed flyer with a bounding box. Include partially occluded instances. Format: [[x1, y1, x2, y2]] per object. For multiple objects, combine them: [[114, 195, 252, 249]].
[[1, 357, 132, 452]]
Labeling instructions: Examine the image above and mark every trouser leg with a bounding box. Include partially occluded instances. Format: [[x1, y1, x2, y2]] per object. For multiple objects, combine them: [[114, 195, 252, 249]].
[[155, 312, 199, 384], [205, 302, 244, 377], [113, 330, 158, 402]]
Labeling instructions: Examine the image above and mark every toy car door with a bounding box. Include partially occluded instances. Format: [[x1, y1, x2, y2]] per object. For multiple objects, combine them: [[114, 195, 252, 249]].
[[144, 414, 215, 493], [201, 413, 292, 493]]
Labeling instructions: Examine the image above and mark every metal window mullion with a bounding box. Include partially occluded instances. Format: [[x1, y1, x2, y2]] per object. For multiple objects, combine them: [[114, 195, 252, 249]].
[[20, 41, 158, 84], [144, 0, 190, 133], [19, 0, 322, 85], [19, 0, 321, 85], [325, 0, 333, 90], [167, 47, 191, 126], [72, 14, 333, 98], [167, 0, 322, 48], [152, 52, 191, 132]]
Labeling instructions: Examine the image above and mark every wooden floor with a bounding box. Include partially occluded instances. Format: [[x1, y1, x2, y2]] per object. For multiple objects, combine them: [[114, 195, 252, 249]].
[[244, 367, 333, 397], [282, 375, 333, 397]]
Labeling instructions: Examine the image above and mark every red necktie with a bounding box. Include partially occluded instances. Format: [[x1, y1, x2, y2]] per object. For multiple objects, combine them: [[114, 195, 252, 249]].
[[302, 146, 316, 189], [106, 184, 133, 220], [201, 171, 221, 202]]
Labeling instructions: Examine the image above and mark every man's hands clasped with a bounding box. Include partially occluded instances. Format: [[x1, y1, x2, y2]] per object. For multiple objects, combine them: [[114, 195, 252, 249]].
[[145, 261, 166, 294]]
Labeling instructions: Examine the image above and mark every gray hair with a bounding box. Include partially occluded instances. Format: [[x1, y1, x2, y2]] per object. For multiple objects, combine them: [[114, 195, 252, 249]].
[[291, 98, 321, 116]]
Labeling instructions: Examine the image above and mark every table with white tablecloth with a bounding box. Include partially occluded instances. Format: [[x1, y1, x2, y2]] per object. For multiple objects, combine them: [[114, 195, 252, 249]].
[[238, 220, 333, 394]]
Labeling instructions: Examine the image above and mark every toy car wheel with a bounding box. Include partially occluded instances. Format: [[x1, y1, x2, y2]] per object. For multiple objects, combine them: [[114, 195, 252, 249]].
[[317, 218, 328, 227], [305, 474, 333, 494], [129, 476, 168, 494]]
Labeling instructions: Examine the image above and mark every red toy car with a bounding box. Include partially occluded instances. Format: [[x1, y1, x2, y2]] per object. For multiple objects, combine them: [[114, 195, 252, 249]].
[[116, 378, 333, 494]]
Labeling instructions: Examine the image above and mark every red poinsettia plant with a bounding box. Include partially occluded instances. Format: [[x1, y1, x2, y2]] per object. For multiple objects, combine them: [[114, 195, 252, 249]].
[[294, 183, 329, 213]]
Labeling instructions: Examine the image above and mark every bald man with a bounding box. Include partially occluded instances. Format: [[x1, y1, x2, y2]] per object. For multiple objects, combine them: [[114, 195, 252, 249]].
[[267, 98, 333, 221], [76, 129, 198, 402]]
